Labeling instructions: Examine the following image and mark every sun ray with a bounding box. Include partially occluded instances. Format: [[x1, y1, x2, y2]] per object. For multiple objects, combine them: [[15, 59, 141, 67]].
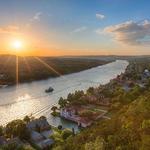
[[34, 57, 62, 77], [16, 56, 19, 86], [0, 55, 11, 72], [22, 57, 32, 74]]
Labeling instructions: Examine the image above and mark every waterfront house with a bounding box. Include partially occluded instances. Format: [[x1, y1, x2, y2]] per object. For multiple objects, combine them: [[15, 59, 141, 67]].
[[27, 117, 51, 132], [60, 108, 93, 128], [27, 117, 54, 149], [143, 69, 150, 77], [30, 131, 44, 143], [60, 105, 107, 128], [140, 69, 150, 84], [37, 138, 54, 149], [76, 117, 93, 128], [30, 131, 54, 149], [41, 130, 53, 139], [60, 107, 77, 122]]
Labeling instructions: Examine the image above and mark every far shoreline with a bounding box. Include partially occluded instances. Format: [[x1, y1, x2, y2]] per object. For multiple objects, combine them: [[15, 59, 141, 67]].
[[0, 56, 112, 88]]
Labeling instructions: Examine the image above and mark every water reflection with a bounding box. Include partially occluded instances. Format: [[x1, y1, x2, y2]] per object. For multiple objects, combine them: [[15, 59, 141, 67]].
[[0, 60, 128, 130]]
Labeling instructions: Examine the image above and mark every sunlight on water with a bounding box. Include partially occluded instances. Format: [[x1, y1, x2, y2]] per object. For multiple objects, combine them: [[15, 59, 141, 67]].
[[16, 94, 31, 102], [0, 60, 128, 129]]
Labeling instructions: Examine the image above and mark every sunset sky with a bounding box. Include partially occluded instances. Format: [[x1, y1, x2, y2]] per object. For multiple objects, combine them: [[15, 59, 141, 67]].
[[0, 0, 150, 56]]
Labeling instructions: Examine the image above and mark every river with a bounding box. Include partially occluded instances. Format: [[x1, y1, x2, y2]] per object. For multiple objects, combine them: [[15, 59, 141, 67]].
[[0, 60, 128, 130]]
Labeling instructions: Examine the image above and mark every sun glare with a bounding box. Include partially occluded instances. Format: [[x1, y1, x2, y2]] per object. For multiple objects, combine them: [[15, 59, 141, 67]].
[[12, 40, 23, 50]]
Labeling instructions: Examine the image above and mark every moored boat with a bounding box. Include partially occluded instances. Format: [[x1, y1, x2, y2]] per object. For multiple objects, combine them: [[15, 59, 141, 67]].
[[45, 87, 54, 93]]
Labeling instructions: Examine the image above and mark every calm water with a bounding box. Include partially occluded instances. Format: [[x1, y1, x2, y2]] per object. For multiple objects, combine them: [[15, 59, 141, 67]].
[[0, 60, 128, 130]]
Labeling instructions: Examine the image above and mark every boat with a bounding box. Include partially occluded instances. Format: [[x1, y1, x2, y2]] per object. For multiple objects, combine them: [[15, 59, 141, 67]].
[[45, 87, 54, 93]]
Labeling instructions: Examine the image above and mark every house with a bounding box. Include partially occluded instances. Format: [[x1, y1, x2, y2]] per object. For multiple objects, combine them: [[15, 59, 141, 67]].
[[60, 105, 107, 128], [143, 69, 150, 77], [41, 130, 53, 139], [27, 117, 54, 149], [37, 138, 54, 149], [30, 131, 54, 149], [76, 117, 93, 128], [60, 107, 77, 120], [60, 108, 93, 128], [27, 117, 51, 132], [30, 131, 44, 143], [140, 69, 150, 81]]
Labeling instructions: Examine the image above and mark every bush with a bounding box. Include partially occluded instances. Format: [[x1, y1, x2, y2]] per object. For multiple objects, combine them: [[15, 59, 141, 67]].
[[61, 129, 72, 140]]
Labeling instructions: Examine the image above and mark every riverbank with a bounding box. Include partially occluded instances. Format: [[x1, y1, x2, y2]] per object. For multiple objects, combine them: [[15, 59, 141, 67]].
[[53, 58, 150, 150], [53, 58, 150, 129], [0, 60, 128, 127], [0, 55, 111, 86]]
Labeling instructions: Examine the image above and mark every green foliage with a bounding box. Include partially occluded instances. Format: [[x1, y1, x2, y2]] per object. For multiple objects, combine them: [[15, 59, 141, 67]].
[[0, 126, 3, 136], [84, 137, 104, 150], [51, 106, 58, 113], [51, 128, 73, 148], [61, 129, 72, 140], [141, 120, 150, 133], [53, 83, 150, 150], [87, 87, 94, 95], [23, 116, 31, 123], [5, 119, 30, 140], [0, 56, 108, 85], [58, 97, 67, 108], [67, 91, 84, 104], [0, 144, 35, 150]]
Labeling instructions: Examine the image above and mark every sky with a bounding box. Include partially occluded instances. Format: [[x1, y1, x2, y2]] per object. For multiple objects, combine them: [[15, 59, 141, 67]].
[[0, 0, 150, 56]]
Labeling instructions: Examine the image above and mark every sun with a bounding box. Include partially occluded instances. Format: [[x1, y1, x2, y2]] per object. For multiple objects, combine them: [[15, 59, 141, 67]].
[[12, 40, 23, 50]]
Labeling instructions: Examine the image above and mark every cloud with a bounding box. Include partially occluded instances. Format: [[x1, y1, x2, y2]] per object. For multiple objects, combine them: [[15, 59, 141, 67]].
[[33, 12, 42, 21], [101, 20, 150, 45], [0, 26, 19, 34], [26, 12, 43, 27], [96, 13, 105, 20], [71, 26, 87, 33]]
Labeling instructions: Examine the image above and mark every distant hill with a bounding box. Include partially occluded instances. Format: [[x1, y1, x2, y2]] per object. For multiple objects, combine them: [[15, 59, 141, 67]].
[[0, 55, 110, 85]]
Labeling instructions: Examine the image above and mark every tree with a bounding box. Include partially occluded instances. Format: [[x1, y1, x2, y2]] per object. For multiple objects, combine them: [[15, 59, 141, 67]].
[[58, 97, 67, 108], [87, 87, 94, 95], [5, 119, 30, 140], [39, 116, 46, 120], [23, 116, 31, 123], [51, 106, 58, 114]]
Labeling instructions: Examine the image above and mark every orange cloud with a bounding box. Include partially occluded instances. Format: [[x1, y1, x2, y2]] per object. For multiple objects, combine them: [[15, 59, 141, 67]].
[[0, 25, 19, 34]]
